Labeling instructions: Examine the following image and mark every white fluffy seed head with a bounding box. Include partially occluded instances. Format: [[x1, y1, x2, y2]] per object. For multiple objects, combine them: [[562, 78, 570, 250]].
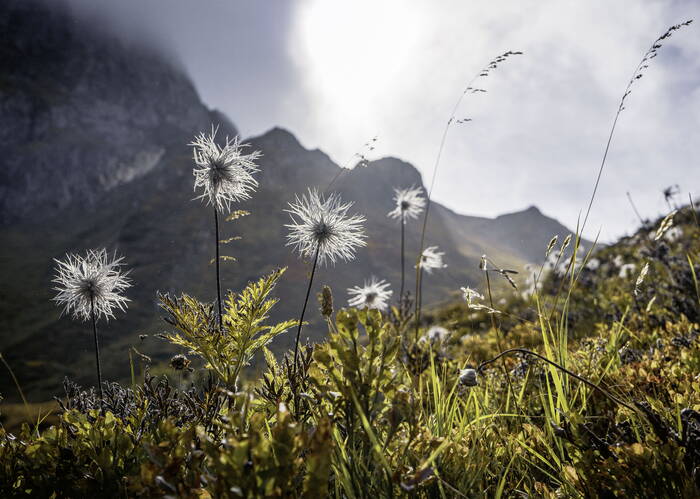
[[388, 185, 425, 224], [285, 188, 366, 266], [417, 245, 446, 274], [347, 276, 393, 311], [52, 249, 131, 323], [190, 126, 261, 212]]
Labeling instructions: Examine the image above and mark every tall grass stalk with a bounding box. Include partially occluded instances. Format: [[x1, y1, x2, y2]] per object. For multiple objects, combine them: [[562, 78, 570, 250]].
[[690, 193, 699, 228], [578, 20, 692, 240], [0, 352, 30, 422], [414, 51, 522, 329]]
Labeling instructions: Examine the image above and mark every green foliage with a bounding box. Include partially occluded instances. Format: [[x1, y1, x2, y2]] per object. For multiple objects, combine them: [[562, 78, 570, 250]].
[[2, 206, 700, 497], [160, 267, 296, 388]]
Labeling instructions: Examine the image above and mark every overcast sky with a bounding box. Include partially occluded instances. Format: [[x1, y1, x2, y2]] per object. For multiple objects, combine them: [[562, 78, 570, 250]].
[[64, 0, 700, 241]]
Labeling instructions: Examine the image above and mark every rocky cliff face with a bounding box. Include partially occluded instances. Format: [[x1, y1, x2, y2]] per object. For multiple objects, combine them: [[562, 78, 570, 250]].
[[0, 0, 585, 401], [0, 0, 215, 223]]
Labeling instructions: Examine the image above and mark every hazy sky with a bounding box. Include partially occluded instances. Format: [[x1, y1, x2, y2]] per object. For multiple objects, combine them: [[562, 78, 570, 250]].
[[64, 0, 700, 241]]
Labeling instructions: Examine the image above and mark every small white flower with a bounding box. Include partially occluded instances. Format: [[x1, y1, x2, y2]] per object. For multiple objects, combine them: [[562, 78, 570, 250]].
[[285, 188, 366, 266], [619, 263, 637, 279], [613, 255, 625, 268], [424, 326, 451, 343], [585, 258, 600, 271], [459, 368, 478, 387], [191, 127, 261, 212], [347, 276, 393, 311], [417, 246, 446, 274], [387, 186, 425, 224], [52, 249, 131, 322]]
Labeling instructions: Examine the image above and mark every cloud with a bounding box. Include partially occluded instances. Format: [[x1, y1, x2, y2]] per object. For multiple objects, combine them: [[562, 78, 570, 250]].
[[61, 0, 700, 240], [287, 0, 700, 240]]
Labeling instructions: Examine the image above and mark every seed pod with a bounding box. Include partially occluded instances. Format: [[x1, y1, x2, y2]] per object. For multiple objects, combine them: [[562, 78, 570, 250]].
[[459, 368, 478, 387]]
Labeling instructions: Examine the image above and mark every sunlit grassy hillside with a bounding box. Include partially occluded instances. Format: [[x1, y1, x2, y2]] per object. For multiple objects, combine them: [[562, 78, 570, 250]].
[[2, 204, 698, 497]]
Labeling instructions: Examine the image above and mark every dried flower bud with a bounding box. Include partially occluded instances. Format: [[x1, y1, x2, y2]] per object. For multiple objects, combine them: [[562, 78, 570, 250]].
[[169, 354, 191, 371], [318, 285, 334, 317]]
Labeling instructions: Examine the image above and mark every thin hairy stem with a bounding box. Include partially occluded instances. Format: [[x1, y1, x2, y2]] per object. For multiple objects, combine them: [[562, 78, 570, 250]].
[[478, 348, 639, 414], [214, 207, 223, 331], [400, 220, 406, 304], [414, 265, 423, 342], [90, 295, 104, 404], [293, 244, 320, 371]]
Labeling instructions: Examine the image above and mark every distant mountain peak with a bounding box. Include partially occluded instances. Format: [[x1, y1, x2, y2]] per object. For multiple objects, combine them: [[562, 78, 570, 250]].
[[256, 126, 304, 148], [357, 156, 424, 188]]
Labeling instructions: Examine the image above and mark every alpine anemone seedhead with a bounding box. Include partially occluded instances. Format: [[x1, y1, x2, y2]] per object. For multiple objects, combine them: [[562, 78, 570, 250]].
[[285, 188, 366, 266], [52, 249, 131, 322], [190, 126, 261, 212], [417, 245, 446, 274], [347, 276, 393, 311], [388, 185, 425, 224]]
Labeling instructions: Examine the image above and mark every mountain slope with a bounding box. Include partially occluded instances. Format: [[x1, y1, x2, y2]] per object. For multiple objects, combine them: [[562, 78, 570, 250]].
[[0, 0, 585, 401]]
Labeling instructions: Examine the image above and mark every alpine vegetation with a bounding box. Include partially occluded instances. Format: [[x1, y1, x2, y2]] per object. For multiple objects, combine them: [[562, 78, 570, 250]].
[[190, 126, 261, 330], [4, 14, 700, 499], [285, 188, 366, 366], [52, 249, 131, 402], [388, 185, 425, 304], [347, 276, 393, 311]]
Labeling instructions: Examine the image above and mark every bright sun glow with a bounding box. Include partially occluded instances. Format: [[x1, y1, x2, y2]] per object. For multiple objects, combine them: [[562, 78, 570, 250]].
[[293, 0, 429, 155]]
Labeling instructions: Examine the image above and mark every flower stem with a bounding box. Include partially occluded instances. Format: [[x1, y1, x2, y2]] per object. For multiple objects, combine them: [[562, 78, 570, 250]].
[[400, 220, 405, 305], [90, 295, 104, 404], [214, 207, 223, 332], [293, 244, 320, 371], [414, 265, 423, 342]]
